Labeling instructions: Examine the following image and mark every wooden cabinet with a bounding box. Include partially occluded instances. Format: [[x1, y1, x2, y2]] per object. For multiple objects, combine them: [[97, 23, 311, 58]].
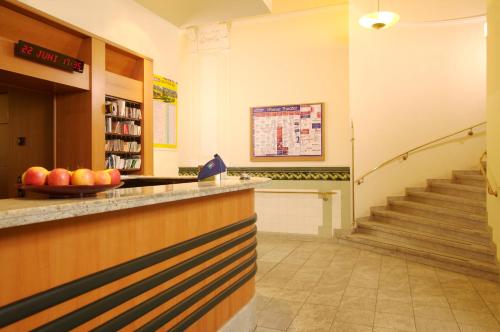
[[0, 1, 154, 179]]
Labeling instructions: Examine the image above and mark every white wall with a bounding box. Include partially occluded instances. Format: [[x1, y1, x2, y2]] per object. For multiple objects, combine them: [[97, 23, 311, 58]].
[[178, 4, 350, 167], [19, 0, 181, 176], [350, 1, 486, 217]]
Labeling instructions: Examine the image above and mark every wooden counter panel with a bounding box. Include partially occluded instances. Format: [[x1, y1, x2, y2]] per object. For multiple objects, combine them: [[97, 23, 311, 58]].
[[0, 189, 256, 331], [185, 277, 255, 332]]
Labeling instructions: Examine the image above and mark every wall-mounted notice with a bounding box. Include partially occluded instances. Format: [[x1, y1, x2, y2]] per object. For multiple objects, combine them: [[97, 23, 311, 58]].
[[153, 75, 177, 149], [251, 103, 324, 161]]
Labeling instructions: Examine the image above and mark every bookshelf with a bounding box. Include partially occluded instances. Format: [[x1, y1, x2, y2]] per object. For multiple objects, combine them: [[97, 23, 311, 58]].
[[105, 96, 143, 173]]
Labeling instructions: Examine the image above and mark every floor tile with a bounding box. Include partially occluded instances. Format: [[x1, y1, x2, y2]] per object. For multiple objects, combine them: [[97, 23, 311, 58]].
[[334, 308, 375, 326], [263, 298, 303, 315], [306, 292, 344, 307], [340, 296, 377, 311], [258, 276, 294, 288], [255, 327, 283, 332], [275, 289, 310, 303], [458, 324, 500, 332], [374, 312, 416, 331], [447, 297, 490, 312], [412, 294, 450, 309], [451, 309, 500, 327], [256, 294, 273, 312], [330, 322, 373, 332], [285, 279, 319, 291], [287, 319, 332, 332], [377, 288, 412, 304], [414, 318, 459, 332], [257, 310, 295, 330], [312, 284, 347, 294], [343, 286, 377, 299], [298, 303, 337, 317], [376, 298, 413, 316], [413, 306, 456, 322]]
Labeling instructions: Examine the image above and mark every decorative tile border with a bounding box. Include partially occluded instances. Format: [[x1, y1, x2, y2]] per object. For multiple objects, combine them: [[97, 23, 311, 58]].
[[178, 167, 350, 181]]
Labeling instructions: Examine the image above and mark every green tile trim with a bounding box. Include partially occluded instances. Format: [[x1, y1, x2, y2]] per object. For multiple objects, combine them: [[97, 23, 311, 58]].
[[178, 167, 350, 181]]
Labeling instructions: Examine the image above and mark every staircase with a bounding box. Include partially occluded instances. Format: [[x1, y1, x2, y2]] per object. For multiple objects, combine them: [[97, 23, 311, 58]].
[[340, 170, 500, 281]]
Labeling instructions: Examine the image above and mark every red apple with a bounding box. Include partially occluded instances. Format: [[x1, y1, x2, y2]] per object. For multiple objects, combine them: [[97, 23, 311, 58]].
[[105, 169, 121, 185], [47, 168, 71, 186], [22, 166, 49, 186], [94, 170, 111, 185], [71, 169, 95, 186]]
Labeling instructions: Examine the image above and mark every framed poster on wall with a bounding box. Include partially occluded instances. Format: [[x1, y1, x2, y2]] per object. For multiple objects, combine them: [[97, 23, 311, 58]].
[[250, 103, 324, 161], [153, 75, 177, 149]]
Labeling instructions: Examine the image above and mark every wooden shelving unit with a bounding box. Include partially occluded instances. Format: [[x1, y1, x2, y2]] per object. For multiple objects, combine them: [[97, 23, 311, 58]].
[[105, 95, 143, 172], [0, 0, 154, 194]]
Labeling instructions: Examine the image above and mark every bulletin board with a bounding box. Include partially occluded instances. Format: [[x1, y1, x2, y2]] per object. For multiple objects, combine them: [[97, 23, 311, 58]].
[[153, 75, 177, 149], [250, 103, 324, 161]]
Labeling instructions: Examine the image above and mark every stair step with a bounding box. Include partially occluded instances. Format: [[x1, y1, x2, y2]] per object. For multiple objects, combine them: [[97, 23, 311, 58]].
[[371, 206, 492, 245], [428, 179, 486, 201], [356, 219, 496, 263], [339, 233, 500, 281], [405, 188, 486, 215], [387, 197, 486, 225], [453, 170, 482, 175], [453, 171, 486, 187]]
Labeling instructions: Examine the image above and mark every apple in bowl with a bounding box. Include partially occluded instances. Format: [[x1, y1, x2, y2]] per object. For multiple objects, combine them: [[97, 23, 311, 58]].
[[22, 166, 49, 186], [71, 169, 95, 186], [47, 168, 71, 186], [105, 169, 121, 185], [94, 170, 111, 185]]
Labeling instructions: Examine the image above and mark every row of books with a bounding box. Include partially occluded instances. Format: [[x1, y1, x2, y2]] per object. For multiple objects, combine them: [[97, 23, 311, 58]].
[[105, 98, 142, 120], [105, 139, 141, 153], [105, 118, 142, 136], [105, 154, 142, 170]]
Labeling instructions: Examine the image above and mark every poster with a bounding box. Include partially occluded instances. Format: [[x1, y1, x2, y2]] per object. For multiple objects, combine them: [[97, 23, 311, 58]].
[[153, 75, 177, 149], [251, 103, 323, 160]]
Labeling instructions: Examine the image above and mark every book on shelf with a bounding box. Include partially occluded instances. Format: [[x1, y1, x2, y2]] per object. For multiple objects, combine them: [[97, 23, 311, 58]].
[[105, 139, 141, 153], [105, 98, 142, 120], [105, 120, 141, 136], [105, 154, 142, 170]]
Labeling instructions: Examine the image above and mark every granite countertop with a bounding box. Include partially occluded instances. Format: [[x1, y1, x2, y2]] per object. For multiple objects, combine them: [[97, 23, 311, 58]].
[[0, 177, 270, 230], [120, 175, 197, 180]]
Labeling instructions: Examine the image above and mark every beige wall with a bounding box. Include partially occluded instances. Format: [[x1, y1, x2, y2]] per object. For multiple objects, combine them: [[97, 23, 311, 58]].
[[487, 0, 500, 257], [178, 4, 350, 168], [19, 0, 181, 176], [350, 0, 487, 217]]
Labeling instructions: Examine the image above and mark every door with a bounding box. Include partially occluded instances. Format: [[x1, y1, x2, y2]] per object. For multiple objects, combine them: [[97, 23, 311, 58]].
[[0, 92, 8, 198], [2, 87, 53, 197]]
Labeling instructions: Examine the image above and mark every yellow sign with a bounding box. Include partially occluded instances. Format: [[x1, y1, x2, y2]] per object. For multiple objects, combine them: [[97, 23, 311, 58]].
[[153, 74, 177, 149]]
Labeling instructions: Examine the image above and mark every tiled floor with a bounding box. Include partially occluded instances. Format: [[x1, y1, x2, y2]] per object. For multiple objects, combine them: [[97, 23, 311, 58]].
[[254, 234, 500, 332]]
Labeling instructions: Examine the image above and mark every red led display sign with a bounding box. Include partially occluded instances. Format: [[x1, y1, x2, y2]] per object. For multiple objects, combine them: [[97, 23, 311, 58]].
[[14, 40, 84, 73]]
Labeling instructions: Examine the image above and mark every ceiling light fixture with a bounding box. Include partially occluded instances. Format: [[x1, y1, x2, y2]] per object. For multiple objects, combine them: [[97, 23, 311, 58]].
[[359, 0, 399, 30]]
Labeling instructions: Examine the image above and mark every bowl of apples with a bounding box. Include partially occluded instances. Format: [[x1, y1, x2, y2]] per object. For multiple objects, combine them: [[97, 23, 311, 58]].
[[18, 167, 123, 198]]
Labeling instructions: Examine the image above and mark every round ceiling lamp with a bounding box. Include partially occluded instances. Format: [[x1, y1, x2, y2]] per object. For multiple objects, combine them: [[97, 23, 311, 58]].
[[359, 0, 399, 30]]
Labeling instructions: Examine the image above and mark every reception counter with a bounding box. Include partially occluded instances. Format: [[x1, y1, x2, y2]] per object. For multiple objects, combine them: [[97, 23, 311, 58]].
[[0, 177, 269, 331]]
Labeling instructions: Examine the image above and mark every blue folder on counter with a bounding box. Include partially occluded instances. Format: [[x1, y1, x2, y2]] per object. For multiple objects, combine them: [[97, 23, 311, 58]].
[[198, 154, 227, 181]]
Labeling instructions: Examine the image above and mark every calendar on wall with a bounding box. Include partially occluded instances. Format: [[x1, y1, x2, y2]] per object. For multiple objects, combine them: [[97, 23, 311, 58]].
[[250, 103, 324, 161]]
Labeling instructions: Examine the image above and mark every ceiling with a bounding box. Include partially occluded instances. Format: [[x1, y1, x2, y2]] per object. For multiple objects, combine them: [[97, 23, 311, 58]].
[[134, 0, 485, 28], [356, 0, 485, 22], [134, 0, 271, 28]]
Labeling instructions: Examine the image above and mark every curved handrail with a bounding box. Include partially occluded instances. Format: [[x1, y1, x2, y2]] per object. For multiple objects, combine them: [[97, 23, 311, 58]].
[[479, 151, 498, 197], [355, 122, 486, 185]]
